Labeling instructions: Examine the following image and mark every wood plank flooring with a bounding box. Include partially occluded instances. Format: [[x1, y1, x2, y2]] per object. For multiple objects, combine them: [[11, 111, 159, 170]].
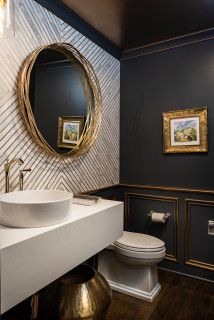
[[2, 270, 214, 320], [106, 270, 214, 320]]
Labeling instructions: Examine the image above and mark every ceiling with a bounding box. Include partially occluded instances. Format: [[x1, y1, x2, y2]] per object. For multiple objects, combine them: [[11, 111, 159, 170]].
[[60, 0, 214, 51]]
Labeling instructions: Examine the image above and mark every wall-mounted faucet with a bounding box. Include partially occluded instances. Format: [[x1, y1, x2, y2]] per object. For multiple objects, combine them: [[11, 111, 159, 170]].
[[4, 157, 24, 193]]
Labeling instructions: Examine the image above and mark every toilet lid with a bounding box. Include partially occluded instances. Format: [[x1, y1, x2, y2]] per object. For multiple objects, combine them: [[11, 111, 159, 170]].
[[114, 231, 165, 252]]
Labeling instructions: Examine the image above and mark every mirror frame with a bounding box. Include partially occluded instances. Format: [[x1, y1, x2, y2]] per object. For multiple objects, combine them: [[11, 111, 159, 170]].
[[19, 43, 102, 158]]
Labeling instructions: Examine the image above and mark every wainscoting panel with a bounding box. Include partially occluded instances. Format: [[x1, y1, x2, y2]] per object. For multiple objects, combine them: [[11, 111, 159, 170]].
[[101, 184, 214, 282], [125, 193, 178, 261], [185, 199, 214, 271], [0, 0, 120, 194]]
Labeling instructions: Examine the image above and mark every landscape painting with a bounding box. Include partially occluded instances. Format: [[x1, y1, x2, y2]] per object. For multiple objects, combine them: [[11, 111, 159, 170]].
[[170, 117, 200, 146], [163, 108, 208, 153], [62, 122, 79, 144]]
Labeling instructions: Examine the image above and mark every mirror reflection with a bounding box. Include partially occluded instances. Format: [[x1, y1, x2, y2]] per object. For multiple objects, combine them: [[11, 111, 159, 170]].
[[29, 49, 87, 154]]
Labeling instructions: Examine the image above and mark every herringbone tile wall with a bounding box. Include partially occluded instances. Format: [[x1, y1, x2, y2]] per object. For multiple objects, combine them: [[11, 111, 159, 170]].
[[0, 0, 120, 194]]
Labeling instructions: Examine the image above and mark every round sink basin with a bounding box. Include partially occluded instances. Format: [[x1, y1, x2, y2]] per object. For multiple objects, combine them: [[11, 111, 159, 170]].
[[0, 190, 73, 228]]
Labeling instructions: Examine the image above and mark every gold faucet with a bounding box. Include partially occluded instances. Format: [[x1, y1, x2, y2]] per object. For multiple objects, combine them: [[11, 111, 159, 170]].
[[4, 158, 24, 193], [19, 168, 31, 191]]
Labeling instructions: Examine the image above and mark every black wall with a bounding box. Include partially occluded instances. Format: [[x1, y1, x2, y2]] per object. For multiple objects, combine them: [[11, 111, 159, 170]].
[[120, 35, 214, 281], [121, 39, 214, 188]]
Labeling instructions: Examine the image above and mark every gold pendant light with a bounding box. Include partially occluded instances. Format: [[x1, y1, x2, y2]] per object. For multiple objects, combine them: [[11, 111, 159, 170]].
[[0, 1, 6, 7], [0, 0, 15, 38]]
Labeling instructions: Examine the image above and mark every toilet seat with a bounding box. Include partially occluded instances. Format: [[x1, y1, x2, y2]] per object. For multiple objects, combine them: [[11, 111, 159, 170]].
[[114, 231, 165, 260], [114, 231, 165, 251]]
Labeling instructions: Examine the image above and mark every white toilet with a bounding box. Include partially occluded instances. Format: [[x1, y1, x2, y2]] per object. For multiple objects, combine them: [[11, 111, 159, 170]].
[[98, 231, 165, 302]]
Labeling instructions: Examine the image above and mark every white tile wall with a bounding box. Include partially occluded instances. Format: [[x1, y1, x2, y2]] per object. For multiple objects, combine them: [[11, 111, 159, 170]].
[[0, 0, 120, 193]]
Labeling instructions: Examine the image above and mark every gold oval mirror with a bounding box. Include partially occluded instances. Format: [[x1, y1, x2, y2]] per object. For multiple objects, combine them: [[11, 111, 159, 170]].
[[19, 43, 102, 158]]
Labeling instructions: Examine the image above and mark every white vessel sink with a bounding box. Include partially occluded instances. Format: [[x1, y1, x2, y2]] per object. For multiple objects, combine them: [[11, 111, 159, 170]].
[[0, 190, 73, 228]]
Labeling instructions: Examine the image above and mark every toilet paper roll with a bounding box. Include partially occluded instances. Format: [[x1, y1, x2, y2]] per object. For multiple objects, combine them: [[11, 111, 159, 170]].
[[151, 211, 166, 223]]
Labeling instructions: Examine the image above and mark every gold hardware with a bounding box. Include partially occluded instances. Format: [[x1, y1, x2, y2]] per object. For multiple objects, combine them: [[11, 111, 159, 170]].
[[4, 158, 24, 193], [19, 168, 31, 191]]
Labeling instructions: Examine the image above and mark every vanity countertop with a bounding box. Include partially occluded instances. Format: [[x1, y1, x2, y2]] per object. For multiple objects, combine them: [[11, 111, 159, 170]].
[[0, 200, 122, 249], [0, 199, 124, 314]]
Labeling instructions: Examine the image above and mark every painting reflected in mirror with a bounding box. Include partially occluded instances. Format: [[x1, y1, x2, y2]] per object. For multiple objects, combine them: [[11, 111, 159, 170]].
[[57, 116, 84, 149]]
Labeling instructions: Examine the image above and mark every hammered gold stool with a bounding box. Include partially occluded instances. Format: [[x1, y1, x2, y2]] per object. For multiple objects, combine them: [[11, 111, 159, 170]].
[[57, 265, 112, 320]]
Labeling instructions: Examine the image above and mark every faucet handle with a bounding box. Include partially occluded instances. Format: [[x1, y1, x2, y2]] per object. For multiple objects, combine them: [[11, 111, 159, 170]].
[[20, 168, 31, 173], [4, 157, 9, 169]]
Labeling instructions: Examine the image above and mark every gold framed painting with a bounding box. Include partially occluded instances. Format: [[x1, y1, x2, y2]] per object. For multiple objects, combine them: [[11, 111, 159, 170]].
[[163, 107, 208, 153], [57, 116, 84, 149]]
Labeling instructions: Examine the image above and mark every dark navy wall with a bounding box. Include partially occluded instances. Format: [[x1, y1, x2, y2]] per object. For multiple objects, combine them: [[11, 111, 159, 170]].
[[120, 38, 214, 188], [120, 35, 214, 281]]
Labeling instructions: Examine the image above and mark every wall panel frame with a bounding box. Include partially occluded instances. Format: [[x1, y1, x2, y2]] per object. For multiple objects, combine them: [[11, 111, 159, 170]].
[[125, 192, 179, 262], [185, 198, 214, 271]]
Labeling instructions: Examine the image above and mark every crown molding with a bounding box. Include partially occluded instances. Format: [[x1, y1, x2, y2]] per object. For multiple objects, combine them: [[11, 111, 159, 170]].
[[121, 28, 214, 61]]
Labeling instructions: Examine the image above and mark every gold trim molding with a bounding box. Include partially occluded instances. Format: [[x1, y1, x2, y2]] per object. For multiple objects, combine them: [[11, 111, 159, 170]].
[[84, 183, 214, 196], [19, 43, 102, 158], [85, 184, 120, 194], [119, 183, 214, 195], [185, 198, 214, 271], [125, 193, 179, 262]]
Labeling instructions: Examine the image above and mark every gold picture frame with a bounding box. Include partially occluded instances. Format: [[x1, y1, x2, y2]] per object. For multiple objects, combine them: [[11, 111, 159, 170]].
[[163, 107, 208, 153], [57, 116, 84, 149]]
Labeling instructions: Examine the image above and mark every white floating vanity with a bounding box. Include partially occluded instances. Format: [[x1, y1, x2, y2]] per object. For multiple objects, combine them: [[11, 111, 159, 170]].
[[0, 200, 124, 314]]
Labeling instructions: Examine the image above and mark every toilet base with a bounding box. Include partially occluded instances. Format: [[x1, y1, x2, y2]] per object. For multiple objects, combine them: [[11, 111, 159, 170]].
[[98, 249, 161, 302], [108, 279, 161, 302]]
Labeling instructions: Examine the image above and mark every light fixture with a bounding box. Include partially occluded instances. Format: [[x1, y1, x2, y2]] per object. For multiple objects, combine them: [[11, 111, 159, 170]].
[[0, 0, 15, 38]]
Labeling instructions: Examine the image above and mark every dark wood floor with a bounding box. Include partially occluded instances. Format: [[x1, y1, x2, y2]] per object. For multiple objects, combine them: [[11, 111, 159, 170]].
[[2, 270, 214, 320], [106, 270, 214, 320]]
